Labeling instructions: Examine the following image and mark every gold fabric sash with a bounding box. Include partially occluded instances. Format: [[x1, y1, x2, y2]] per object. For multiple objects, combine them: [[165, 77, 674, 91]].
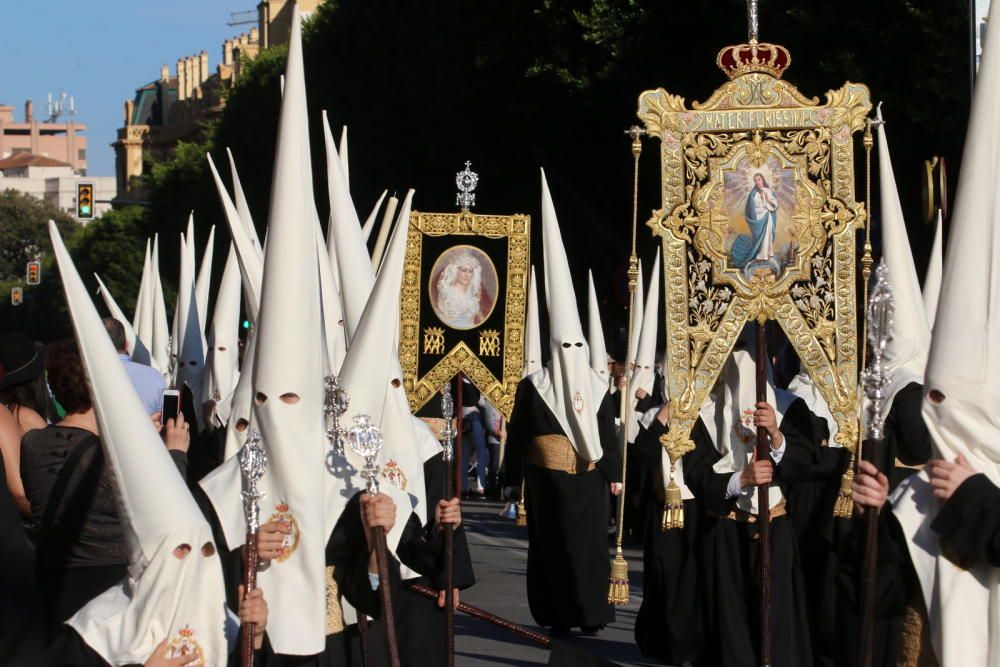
[[527, 435, 596, 474]]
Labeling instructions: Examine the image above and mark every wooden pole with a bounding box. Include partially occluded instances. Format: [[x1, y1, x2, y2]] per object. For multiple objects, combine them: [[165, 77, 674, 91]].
[[241, 531, 259, 667], [442, 383, 457, 667], [858, 438, 884, 667], [371, 525, 402, 667], [755, 320, 771, 667]]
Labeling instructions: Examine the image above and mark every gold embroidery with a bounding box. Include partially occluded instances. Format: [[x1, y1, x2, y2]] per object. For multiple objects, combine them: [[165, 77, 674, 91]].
[[325, 566, 344, 635]]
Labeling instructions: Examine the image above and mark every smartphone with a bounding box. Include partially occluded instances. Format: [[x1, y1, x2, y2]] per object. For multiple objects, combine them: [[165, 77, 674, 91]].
[[161, 389, 181, 423]]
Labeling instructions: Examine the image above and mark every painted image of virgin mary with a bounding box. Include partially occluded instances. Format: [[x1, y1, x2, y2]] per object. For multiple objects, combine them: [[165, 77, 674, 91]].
[[432, 249, 495, 329], [730, 172, 779, 273]]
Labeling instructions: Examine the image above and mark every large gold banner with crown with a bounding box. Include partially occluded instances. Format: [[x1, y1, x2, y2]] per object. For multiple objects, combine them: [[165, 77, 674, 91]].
[[637, 40, 871, 464]]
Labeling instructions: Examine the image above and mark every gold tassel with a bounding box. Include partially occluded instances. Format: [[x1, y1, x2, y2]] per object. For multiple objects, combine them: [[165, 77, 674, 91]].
[[660, 466, 685, 531], [516, 480, 527, 526], [607, 547, 630, 605], [833, 454, 855, 518]]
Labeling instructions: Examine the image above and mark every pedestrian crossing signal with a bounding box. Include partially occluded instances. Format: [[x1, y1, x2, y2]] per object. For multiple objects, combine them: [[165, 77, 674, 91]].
[[11, 287, 23, 306], [77, 182, 95, 220], [26, 261, 41, 285]]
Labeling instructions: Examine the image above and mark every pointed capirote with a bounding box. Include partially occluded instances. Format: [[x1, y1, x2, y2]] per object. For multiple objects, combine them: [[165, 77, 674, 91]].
[[337, 190, 427, 529], [175, 231, 207, 426], [205, 243, 242, 426], [627, 259, 645, 371], [150, 234, 171, 374], [225, 147, 264, 260], [49, 222, 232, 666], [208, 152, 262, 322], [586, 270, 609, 380], [94, 273, 153, 366], [535, 169, 604, 461], [890, 22, 1000, 667], [245, 8, 328, 653], [320, 110, 344, 294], [195, 224, 216, 331], [923, 210, 943, 329], [876, 103, 932, 405], [133, 239, 151, 336], [362, 190, 388, 241], [339, 125, 349, 188], [632, 249, 661, 396], [315, 220, 347, 374], [523, 266, 543, 377], [327, 116, 375, 342], [370, 194, 398, 270]]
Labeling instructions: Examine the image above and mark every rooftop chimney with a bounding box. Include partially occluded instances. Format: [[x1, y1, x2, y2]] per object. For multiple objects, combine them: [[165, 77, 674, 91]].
[[223, 38, 233, 66], [161, 64, 170, 81], [177, 58, 187, 101], [200, 50, 209, 83], [25, 100, 33, 123]]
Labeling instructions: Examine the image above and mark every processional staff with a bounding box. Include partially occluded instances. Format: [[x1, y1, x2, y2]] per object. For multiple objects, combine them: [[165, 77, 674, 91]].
[[440, 383, 457, 667], [858, 262, 894, 667], [238, 429, 267, 667]]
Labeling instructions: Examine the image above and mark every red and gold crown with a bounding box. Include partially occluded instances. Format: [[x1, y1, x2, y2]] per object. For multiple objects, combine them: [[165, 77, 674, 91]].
[[179, 626, 194, 638], [275, 501, 289, 512], [716, 40, 791, 80]]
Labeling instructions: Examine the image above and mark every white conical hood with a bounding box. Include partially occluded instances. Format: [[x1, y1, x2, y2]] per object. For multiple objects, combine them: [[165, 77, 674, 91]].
[[150, 235, 170, 374], [337, 191, 428, 549], [877, 104, 932, 406], [226, 147, 264, 261], [195, 225, 215, 331], [530, 170, 604, 462], [205, 244, 242, 427], [50, 222, 233, 666], [316, 220, 347, 374], [133, 240, 151, 338], [244, 10, 328, 653], [208, 152, 262, 323], [370, 195, 398, 271], [632, 250, 661, 396], [327, 117, 375, 343], [523, 266, 543, 377], [175, 231, 207, 427], [923, 210, 943, 329], [890, 24, 1000, 667], [627, 259, 645, 371], [338, 125, 349, 188], [586, 270, 609, 380], [362, 190, 389, 241], [321, 110, 344, 295], [94, 274, 153, 366]]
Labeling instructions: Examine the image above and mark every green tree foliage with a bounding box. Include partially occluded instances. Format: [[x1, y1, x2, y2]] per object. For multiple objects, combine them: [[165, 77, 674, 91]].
[[0, 189, 77, 283]]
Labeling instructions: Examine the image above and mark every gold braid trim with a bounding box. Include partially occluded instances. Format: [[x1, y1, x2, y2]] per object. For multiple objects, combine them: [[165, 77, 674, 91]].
[[325, 565, 344, 635]]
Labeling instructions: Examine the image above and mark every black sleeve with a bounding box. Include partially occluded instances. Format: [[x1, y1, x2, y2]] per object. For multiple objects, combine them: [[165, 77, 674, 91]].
[[168, 449, 189, 481], [395, 454, 476, 591], [682, 417, 733, 516], [501, 381, 531, 491], [634, 393, 656, 414], [635, 417, 667, 472], [773, 398, 824, 487], [328, 492, 402, 619], [596, 392, 622, 484], [931, 473, 1000, 569], [885, 382, 933, 466]]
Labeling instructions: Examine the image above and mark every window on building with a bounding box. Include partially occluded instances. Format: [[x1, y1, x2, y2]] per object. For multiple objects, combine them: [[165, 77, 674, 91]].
[[78, 149, 86, 161]]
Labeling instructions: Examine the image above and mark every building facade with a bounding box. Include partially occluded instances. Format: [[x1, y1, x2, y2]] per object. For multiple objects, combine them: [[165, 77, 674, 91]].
[[0, 101, 88, 173], [0, 153, 116, 220]]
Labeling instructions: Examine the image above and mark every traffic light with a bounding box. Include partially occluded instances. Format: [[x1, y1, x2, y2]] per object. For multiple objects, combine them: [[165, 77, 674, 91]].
[[11, 287, 23, 306], [77, 182, 95, 220], [26, 261, 41, 285]]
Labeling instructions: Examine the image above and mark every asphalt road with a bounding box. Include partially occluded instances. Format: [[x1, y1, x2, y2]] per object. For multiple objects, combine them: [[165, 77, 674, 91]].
[[453, 499, 664, 667]]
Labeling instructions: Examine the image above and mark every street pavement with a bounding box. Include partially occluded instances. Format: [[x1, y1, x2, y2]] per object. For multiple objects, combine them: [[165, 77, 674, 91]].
[[454, 500, 663, 666]]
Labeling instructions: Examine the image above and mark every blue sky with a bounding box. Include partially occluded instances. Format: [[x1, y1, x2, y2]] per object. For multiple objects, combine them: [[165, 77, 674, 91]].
[[3, 1, 253, 176]]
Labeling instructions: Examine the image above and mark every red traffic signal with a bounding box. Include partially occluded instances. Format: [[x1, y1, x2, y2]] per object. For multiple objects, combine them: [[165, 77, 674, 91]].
[[26, 261, 41, 285], [77, 182, 95, 220]]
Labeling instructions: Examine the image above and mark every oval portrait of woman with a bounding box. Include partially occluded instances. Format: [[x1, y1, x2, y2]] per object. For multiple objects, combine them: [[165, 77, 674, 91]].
[[429, 245, 499, 330]]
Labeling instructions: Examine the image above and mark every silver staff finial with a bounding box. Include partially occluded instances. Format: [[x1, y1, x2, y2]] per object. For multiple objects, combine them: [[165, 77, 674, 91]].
[[324, 375, 350, 457], [747, 0, 760, 42], [862, 260, 895, 441], [456, 161, 478, 212], [440, 382, 455, 463], [348, 414, 384, 495], [239, 429, 268, 532]]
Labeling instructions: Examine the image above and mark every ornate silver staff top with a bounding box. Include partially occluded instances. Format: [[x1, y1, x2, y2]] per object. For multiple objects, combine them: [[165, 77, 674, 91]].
[[862, 261, 895, 441], [456, 161, 478, 212], [324, 375, 350, 457], [348, 414, 384, 495], [747, 0, 760, 42], [440, 383, 455, 463], [238, 429, 268, 532]]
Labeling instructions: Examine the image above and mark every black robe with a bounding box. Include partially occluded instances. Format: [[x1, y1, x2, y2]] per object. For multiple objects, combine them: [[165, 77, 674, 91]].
[[933, 472, 1000, 569], [684, 399, 819, 667], [503, 379, 622, 629], [632, 417, 703, 665]]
